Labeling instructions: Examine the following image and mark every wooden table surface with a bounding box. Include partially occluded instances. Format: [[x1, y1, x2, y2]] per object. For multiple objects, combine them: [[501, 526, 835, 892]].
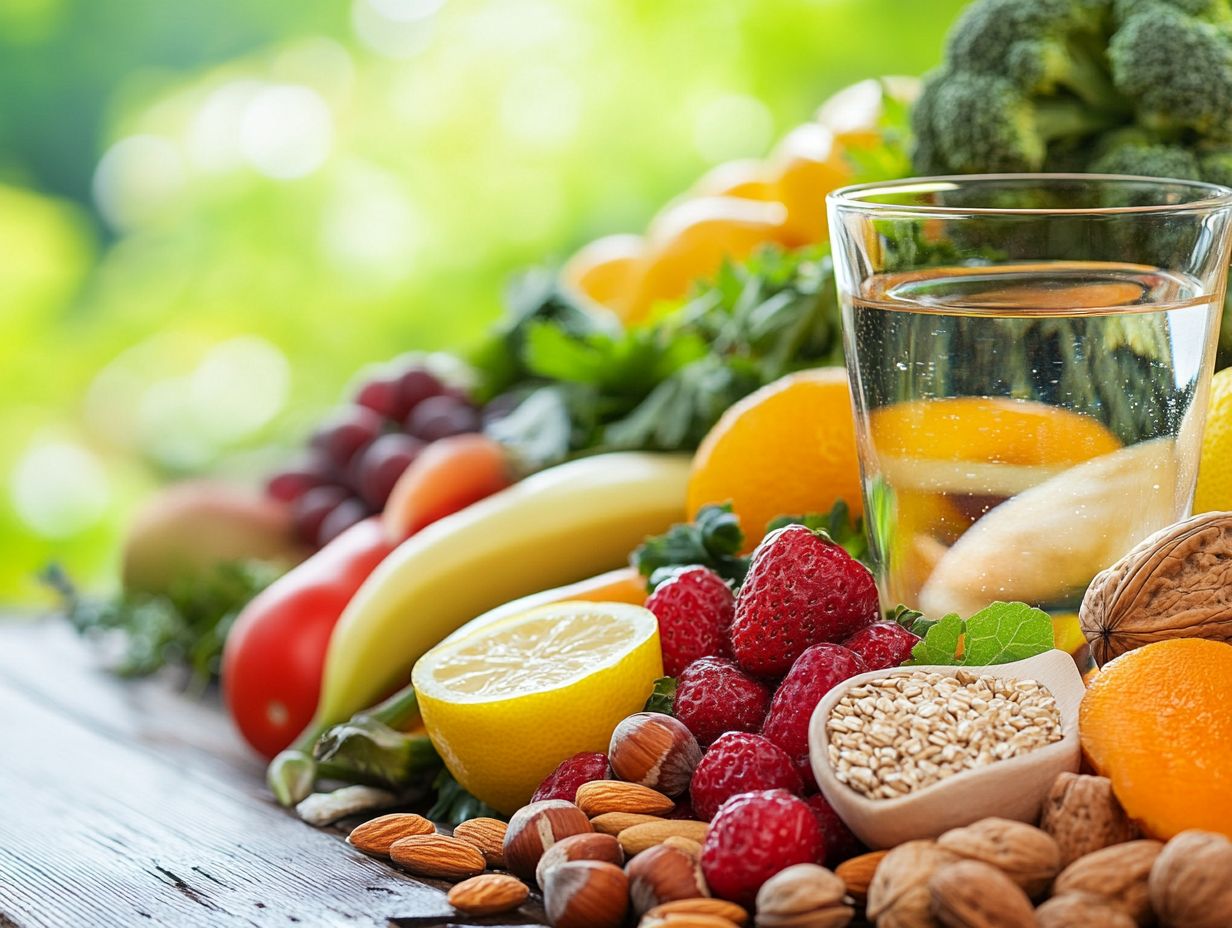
[[0, 619, 547, 928]]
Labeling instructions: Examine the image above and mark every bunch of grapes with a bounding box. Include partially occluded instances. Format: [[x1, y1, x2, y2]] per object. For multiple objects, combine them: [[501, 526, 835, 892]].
[[266, 360, 486, 548]]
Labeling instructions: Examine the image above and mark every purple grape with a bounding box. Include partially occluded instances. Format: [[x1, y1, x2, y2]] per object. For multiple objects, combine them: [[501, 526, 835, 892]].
[[316, 497, 370, 547], [266, 458, 333, 503], [354, 372, 405, 420], [406, 395, 481, 442], [397, 367, 444, 414], [353, 432, 426, 509], [292, 484, 350, 545], [310, 406, 385, 471]]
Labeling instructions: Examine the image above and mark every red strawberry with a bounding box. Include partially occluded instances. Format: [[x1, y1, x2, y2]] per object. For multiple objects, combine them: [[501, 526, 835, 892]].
[[730, 525, 879, 676], [842, 621, 920, 671], [531, 752, 610, 803], [673, 657, 771, 747], [804, 793, 865, 866], [700, 789, 826, 905], [762, 643, 867, 788], [690, 732, 803, 821], [645, 566, 735, 676]]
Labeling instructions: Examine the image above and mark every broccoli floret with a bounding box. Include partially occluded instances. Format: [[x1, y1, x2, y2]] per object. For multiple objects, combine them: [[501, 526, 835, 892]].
[[1109, 5, 1232, 140], [1088, 129, 1204, 177], [1114, 0, 1232, 25], [946, 0, 1122, 106], [915, 72, 1125, 173], [1198, 146, 1232, 186]]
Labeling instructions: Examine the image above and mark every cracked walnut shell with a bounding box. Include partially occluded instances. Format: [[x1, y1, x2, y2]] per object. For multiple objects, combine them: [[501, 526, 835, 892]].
[[1079, 511, 1232, 666]]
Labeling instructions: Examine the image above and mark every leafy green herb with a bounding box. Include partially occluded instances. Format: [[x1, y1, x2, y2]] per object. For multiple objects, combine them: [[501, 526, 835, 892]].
[[478, 245, 844, 466], [46, 560, 280, 691], [643, 676, 678, 715], [633, 503, 748, 588], [767, 498, 868, 565], [427, 769, 502, 826], [633, 499, 868, 590], [907, 602, 1055, 666]]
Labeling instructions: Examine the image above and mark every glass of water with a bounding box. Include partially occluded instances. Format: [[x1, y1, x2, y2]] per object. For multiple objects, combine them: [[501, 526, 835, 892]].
[[827, 174, 1232, 620]]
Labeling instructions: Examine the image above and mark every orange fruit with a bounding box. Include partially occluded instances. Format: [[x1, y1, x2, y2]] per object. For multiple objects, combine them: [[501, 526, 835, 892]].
[[1079, 638, 1232, 839], [869, 397, 1121, 497], [691, 159, 776, 201], [687, 368, 862, 551], [561, 233, 646, 318], [765, 124, 851, 246], [624, 196, 791, 324]]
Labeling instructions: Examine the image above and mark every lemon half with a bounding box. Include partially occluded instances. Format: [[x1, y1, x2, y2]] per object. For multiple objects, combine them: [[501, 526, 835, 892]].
[[412, 601, 663, 814]]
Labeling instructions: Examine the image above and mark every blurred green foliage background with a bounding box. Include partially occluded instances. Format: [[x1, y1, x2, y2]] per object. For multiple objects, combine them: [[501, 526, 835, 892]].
[[0, 0, 967, 603]]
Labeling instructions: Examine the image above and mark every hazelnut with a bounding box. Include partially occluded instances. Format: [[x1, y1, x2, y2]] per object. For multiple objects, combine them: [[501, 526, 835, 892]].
[[610, 712, 703, 797], [543, 859, 629, 928], [503, 799, 593, 881], [755, 862, 852, 928], [1148, 830, 1232, 928], [536, 832, 624, 889], [626, 844, 708, 915]]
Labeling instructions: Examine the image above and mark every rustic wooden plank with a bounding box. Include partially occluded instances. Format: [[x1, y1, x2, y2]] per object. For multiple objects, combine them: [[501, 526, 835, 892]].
[[0, 620, 263, 788], [0, 621, 547, 927]]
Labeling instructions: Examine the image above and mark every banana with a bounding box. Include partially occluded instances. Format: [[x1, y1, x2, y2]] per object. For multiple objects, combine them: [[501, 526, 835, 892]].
[[269, 451, 689, 804]]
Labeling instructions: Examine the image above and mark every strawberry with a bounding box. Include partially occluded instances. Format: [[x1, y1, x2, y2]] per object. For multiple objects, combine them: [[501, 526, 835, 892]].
[[673, 657, 771, 747], [645, 566, 735, 677], [842, 621, 920, 671], [531, 752, 610, 803], [690, 732, 803, 821], [762, 643, 867, 788], [700, 789, 826, 905], [730, 525, 879, 676], [804, 793, 864, 866]]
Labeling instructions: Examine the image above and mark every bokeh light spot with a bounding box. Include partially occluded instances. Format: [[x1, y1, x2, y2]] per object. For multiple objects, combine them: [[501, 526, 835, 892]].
[[92, 134, 185, 230], [11, 438, 110, 538], [189, 336, 290, 444], [240, 84, 333, 179]]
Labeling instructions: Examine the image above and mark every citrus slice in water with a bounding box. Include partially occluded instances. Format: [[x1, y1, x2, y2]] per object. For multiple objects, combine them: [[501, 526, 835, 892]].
[[412, 601, 662, 814]]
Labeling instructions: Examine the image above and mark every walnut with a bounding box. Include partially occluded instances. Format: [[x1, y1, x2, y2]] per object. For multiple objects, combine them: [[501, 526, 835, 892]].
[[866, 840, 959, 928], [927, 860, 1035, 928], [935, 817, 1060, 898], [1053, 839, 1164, 925], [1079, 511, 1232, 666], [1036, 892, 1137, 928], [1039, 772, 1137, 866], [1148, 830, 1232, 928]]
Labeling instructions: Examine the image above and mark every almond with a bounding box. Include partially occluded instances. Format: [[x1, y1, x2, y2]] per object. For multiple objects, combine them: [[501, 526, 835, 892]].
[[389, 834, 487, 880], [453, 817, 507, 868], [639, 913, 741, 927], [447, 873, 529, 916], [346, 813, 435, 856], [618, 820, 709, 856], [662, 836, 703, 859], [645, 898, 749, 925], [591, 812, 665, 835], [835, 849, 888, 905], [577, 780, 676, 816]]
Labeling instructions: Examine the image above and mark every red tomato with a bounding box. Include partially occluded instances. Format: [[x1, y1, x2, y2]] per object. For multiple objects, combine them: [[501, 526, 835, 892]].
[[221, 517, 396, 757]]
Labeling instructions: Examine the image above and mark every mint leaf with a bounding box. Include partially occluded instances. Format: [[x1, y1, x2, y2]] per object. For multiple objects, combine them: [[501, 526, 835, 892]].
[[961, 602, 1054, 666], [907, 612, 964, 665], [904, 601, 1055, 667], [643, 677, 678, 715]]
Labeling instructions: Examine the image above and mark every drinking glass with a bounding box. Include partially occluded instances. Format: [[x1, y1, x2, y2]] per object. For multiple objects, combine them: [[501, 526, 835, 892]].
[[827, 174, 1232, 619]]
